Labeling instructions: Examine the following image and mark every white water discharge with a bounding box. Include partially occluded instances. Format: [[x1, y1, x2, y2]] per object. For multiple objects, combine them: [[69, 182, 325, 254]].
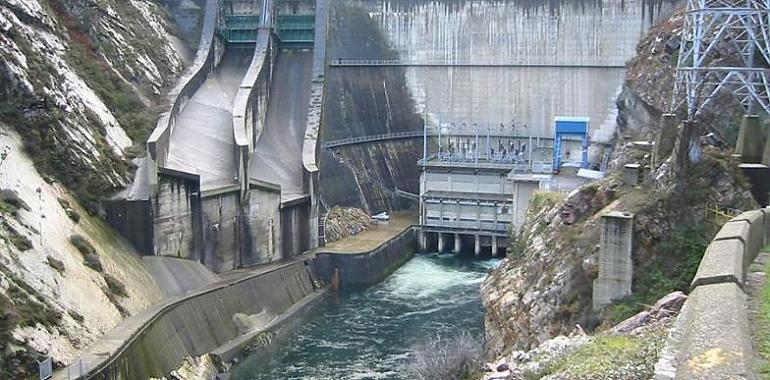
[[232, 254, 500, 379]]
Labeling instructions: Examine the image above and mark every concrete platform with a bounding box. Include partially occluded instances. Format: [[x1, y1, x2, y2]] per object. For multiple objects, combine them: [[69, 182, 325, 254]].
[[313, 212, 416, 254]]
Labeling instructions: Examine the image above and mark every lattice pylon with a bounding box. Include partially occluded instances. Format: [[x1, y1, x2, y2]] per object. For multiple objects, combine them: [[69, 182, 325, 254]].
[[671, 0, 770, 119]]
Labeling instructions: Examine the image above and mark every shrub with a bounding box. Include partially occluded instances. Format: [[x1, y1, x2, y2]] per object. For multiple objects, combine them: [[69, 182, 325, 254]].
[[5, 223, 32, 252], [69, 234, 102, 272], [103, 273, 127, 297], [406, 332, 483, 380], [46, 257, 65, 275]]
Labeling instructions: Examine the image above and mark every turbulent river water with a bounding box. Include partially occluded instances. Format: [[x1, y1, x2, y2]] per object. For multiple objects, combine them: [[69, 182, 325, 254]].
[[231, 253, 499, 380]]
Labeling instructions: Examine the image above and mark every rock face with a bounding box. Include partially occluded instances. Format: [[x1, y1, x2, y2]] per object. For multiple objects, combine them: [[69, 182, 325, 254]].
[[0, 128, 163, 378], [481, 5, 759, 358], [0, 1, 186, 376], [482, 292, 685, 380], [0, 0, 185, 209]]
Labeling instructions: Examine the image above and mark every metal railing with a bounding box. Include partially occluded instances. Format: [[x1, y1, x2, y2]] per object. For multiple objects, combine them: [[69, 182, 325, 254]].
[[328, 59, 626, 69], [706, 203, 742, 225], [323, 130, 425, 149]]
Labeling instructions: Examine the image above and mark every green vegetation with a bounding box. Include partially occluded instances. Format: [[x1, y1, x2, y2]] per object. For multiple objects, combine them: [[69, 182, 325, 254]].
[[46, 256, 65, 275], [541, 334, 662, 379], [57, 197, 80, 223], [69, 234, 103, 272], [607, 222, 714, 324], [0, 264, 63, 378], [5, 222, 32, 251], [529, 191, 567, 213], [103, 273, 127, 298]]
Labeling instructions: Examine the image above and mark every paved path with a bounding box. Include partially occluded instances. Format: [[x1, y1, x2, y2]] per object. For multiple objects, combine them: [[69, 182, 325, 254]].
[[313, 212, 416, 254], [249, 48, 313, 201], [166, 48, 254, 190]]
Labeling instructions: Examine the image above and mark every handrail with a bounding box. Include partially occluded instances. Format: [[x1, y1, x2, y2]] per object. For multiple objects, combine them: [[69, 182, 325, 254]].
[[654, 208, 769, 378], [328, 58, 626, 69]]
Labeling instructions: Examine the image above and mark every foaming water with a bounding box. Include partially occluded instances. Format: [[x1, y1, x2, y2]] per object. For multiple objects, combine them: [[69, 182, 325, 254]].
[[231, 253, 499, 380]]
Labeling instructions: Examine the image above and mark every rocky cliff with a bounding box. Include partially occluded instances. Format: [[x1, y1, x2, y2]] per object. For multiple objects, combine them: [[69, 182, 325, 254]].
[[0, 0, 188, 376], [0, 0, 185, 210], [481, 7, 758, 359]]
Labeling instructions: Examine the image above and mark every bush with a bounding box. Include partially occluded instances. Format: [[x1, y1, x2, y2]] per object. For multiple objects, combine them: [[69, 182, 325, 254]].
[[5, 223, 32, 251], [69, 234, 103, 272], [103, 273, 127, 297], [46, 256, 65, 275], [407, 332, 483, 380]]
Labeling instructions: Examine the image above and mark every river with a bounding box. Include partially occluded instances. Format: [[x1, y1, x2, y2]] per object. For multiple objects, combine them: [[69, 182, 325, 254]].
[[231, 253, 499, 379]]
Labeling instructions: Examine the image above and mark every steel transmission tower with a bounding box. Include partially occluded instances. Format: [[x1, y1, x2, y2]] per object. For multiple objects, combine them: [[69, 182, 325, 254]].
[[671, 0, 770, 120]]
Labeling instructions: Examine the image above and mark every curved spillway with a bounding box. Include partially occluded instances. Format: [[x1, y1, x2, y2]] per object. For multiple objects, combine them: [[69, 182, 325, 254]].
[[165, 48, 255, 190], [249, 48, 314, 201]]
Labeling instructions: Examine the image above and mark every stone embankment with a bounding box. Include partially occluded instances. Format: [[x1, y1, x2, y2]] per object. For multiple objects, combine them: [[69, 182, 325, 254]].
[[654, 208, 770, 379]]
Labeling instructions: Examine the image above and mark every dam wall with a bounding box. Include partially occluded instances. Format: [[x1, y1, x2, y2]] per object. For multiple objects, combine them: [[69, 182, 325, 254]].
[[64, 259, 319, 380], [314, 226, 416, 286], [318, 0, 676, 213]]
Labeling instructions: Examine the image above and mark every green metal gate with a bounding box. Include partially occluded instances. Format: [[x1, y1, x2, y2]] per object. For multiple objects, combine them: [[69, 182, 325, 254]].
[[275, 14, 314, 45], [218, 0, 262, 43]]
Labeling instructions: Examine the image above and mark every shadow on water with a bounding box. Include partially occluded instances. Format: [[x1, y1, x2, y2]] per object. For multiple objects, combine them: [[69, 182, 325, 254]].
[[231, 253, 500, 380]]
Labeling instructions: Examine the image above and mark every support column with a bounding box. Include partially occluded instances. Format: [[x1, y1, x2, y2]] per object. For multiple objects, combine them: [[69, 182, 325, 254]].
[[491, 236, 498, 257], [736, 115, 762, 163], [454, 233, 461, 254], [438, 233, 445, 253], [592, 211, 635, 310], [474, 235, 481, 257], [418, 230, 427, 252]]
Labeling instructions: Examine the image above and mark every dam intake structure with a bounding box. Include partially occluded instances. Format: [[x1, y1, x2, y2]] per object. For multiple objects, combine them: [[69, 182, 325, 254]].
[[105, 0, 328, 273]]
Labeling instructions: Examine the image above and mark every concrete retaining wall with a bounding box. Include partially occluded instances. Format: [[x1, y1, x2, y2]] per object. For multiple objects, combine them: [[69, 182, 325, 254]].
[[233, 27, 275, 197], [314, 226, 416, 286], [147, 0, 221, 170], [655, 208, 769, 379], [281, 197, 312, 258], [152, 169, 204, 260], [76, 259, 319, 380]]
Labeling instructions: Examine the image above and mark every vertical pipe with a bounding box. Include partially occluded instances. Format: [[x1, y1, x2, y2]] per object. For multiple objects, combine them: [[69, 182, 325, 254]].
[[475, 123, 479, 164], [423, 114, 428, 162]]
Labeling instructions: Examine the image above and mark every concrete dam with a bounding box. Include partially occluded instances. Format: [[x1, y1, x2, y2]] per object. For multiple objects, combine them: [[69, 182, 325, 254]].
[[318, 0, 676, 214], [62, 0, 693, 378], [106, 0, 326, 273]]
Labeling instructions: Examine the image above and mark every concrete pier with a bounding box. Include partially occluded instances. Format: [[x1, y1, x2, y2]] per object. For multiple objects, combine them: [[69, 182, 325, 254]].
[[474, 235, 481, 257], [438, 233, 445, 253], [418, 230, 427, 252], [454, 233, 461, 254], [492, 236, 498, 257], [593, 211, 634, 310], [736, 115, 762, 163]]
